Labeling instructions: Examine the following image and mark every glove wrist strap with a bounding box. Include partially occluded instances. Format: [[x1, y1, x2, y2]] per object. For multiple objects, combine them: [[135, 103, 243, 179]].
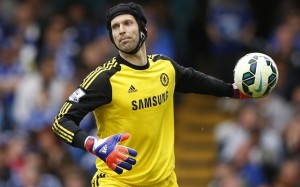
[[84, 136, 95, 152], [84, 136, 106, 153]]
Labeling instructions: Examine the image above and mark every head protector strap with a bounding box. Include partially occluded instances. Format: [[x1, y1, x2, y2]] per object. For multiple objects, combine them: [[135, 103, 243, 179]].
[[105, 2, 148, 54]]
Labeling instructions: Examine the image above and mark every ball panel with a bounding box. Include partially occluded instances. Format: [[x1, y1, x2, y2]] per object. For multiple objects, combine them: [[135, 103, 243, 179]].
[[243, 72, 253, 80], [244, 77, 255, 86], [250, 63, 257, 74]]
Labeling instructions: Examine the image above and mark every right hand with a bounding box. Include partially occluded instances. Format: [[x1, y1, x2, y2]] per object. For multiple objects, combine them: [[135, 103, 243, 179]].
[[84, 133, 137, 174], [232, 83, 251, 99]]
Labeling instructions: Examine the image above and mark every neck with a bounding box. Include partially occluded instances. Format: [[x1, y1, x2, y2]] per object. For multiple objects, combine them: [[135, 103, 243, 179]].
[[119, 44, 147, 66]]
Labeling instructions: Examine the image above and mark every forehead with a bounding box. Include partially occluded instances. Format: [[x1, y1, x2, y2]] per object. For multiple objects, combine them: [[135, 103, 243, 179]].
[[111, 14, 136, 25]]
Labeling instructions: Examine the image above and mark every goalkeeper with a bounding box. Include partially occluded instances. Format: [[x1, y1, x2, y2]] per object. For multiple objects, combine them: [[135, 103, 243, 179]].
[[52, 2, 247, 187]]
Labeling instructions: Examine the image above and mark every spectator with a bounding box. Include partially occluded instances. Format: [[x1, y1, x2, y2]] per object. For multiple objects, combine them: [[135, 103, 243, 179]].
[[61, 165, 89, 187], [0, 38, 24, 131], [12, 57, 67, 131], [67, 2, 96, 46], [143, 2, 175, 59], [215, 101, 284, 182], [266, 7, 300, 99], [254, 93, 293, 134], [233, 142, 268, 187], [39, 14, 79, 81], [205, 0, 256, 82], [18, 151, 63, 187], [209, 161, 248, 187], [282, 112, 300, 158], [291, 85, 300, 113], [272, 158, 300, 187], [12, 1, 40, 74]]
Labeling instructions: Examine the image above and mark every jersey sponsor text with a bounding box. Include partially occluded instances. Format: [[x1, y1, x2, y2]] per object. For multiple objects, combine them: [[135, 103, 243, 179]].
[[132, 91, 168, 110]]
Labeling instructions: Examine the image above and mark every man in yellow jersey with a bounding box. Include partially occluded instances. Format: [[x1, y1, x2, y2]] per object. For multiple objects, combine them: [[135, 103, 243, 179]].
[[52, 2, 248, 187]]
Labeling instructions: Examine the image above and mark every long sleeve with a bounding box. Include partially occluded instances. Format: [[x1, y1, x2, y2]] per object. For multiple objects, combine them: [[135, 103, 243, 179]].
[[52, 60, 119, 149], [168, 56, 234, 97]]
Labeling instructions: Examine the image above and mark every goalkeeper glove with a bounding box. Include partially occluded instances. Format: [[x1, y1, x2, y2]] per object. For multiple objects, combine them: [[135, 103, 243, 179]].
[[84, 133, 137, 174], [232, 83, 251, 99]]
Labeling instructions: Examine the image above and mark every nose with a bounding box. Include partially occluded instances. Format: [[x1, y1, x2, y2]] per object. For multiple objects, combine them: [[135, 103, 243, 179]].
[[119, 24, 125, 34]]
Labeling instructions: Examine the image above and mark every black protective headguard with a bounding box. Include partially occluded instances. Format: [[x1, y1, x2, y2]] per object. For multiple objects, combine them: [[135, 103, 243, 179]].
[[105, 2, 148, 54]]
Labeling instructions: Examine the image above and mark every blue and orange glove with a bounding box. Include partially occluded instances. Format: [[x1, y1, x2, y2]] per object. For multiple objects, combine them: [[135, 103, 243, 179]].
[[84, 133, 137, 174], [232, 83, 251, 99]]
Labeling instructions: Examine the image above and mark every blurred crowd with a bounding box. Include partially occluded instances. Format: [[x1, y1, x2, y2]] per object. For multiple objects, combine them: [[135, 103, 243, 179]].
[[0, 0, 300, 186]]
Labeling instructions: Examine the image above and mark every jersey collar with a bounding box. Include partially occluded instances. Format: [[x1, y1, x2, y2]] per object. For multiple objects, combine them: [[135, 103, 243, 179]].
[[116, 55, 150, 70]]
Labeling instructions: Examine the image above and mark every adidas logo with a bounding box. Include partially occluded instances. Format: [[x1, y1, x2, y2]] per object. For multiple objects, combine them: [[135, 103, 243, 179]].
[[128, 85, 138, 93], [100, 144, 108, 154]]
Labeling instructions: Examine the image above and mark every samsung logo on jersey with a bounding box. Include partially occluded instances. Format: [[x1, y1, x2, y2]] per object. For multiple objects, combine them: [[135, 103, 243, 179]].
[[132, 91, 168, 110]]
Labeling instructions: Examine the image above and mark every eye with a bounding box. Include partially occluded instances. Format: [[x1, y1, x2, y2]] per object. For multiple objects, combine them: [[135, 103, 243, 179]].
[[124, 20, 133, 26], [111, 24, 120, 30]]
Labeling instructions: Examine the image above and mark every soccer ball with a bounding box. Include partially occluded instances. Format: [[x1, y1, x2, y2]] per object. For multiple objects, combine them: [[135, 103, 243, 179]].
[[233, 52, 279, 98]]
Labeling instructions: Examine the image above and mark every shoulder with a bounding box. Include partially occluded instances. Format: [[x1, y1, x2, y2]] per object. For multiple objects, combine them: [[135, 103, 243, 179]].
[[89, 58, 121, 78], [148, 54, 175, 63], [98, 58, 121, 75], [80, 58, 120, 90]]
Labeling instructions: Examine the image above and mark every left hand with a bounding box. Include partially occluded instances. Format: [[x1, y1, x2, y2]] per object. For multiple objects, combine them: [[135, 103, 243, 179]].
[[85, 133, 137, 174]]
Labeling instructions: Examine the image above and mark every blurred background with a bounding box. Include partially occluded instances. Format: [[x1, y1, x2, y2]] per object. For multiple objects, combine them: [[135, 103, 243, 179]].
[[0, 0, 300, 186]]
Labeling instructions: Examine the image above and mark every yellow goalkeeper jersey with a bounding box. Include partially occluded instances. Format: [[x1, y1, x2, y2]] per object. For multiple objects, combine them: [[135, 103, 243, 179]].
[[53, 54, 233, 185], [94, 54, 175, 184]]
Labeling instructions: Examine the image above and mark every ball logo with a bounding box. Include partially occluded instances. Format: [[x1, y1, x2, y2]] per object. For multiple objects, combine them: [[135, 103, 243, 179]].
[[160, 73, 169, 87], [254, 75, 263, 92]]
